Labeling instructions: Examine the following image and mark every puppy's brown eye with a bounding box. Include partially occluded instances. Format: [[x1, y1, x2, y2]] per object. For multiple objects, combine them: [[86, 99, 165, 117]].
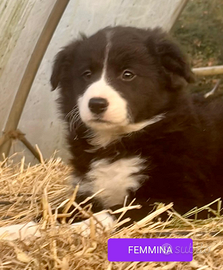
[[82, 70, 92, 80], [122, 70, 135, 81]]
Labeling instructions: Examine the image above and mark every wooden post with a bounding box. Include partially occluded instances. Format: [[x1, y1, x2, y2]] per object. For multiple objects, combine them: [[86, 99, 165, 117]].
[[0, 0, 70, 159], [193, 65, 223, 76]]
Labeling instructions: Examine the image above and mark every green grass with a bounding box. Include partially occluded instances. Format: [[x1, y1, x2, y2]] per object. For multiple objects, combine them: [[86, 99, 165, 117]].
[[172, 0, 223, 93]]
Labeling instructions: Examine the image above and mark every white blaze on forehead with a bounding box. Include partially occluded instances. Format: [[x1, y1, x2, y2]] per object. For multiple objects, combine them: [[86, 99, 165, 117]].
[[102, 31, 112, 78], [78, 32, 129, 128]]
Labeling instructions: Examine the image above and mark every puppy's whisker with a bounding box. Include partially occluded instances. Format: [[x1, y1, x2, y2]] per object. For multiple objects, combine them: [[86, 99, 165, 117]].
[[66, 109, 76, 121], [75, 122, 83, 130], [65, 105, 79, 120], [66, 105, 83, 132]]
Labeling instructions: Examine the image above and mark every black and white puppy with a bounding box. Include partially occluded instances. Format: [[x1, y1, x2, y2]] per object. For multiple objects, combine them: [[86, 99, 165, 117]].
[[51, 26, 223, 222]]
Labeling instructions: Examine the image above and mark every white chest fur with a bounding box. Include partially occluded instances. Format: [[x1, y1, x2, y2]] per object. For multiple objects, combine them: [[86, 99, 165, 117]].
[[77, 156, 146, 208]]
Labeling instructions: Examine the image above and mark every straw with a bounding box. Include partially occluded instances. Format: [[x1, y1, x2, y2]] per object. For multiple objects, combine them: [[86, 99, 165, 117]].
[[0, 154, 222, 269]]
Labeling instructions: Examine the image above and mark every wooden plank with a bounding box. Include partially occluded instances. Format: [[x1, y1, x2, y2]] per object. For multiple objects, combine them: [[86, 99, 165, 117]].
[[193, 65, 223, 76], [0, 0, 57, 131], [0, 0, 71, 158], [0, 0, 36, 78]]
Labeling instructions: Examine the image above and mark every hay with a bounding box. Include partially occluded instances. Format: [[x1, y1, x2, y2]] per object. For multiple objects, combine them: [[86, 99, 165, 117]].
[[0, 154, 223, 270]]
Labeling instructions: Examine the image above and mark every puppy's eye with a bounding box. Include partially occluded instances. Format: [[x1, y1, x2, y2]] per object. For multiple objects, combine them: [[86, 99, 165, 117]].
[[121, 70, 136, 81], [82, 70, 92, 80]]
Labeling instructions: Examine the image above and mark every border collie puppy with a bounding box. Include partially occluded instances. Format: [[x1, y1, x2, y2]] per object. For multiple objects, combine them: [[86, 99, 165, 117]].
[[50, 26, 223, 222]]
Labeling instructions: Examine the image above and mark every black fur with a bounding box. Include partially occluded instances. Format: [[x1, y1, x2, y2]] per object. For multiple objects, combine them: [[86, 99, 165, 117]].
[[51, 26, 223, 222]]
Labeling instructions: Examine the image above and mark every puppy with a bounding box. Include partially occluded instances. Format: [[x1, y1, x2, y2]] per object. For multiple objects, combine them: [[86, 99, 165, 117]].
[[50, 26, 223, 222]]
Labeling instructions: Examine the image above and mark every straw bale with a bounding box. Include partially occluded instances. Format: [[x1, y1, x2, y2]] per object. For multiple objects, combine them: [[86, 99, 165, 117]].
[[0, 154, 222, 269]]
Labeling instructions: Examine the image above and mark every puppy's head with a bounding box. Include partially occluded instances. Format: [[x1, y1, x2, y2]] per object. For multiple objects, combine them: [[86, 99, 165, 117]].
[[51, 27, 194, 134]]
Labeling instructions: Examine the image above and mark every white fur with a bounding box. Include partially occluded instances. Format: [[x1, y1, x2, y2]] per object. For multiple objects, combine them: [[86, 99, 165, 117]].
[[89, 113, 165, 148], [0, 212, 114, 240], [0, 221, 40, 241], [71, 211, 114, 236], [76, 156, 146, 208], [102, 33, 111, 76]]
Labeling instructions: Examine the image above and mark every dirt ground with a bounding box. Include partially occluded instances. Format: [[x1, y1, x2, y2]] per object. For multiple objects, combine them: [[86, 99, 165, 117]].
[[172, 0, 223, 93]]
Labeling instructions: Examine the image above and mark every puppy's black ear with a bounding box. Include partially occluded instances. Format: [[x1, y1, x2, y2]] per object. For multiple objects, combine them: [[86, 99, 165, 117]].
[[147, 28, 195, 88], [50, 40, 80, 91], [50, 49, 67, 90]]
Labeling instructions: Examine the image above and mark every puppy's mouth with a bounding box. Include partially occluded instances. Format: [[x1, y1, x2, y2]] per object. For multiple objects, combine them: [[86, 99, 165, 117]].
[[88, 118, 123, 128], [90, 119, 112, 124], [86, 116, 130, 131]]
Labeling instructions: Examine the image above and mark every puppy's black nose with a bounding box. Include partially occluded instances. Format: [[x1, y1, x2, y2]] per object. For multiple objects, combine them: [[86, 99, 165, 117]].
[[88, 98, 108, 114]]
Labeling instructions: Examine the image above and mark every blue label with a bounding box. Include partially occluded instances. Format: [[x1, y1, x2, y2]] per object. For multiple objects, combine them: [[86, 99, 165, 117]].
[[108, 238, 193, 262]]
